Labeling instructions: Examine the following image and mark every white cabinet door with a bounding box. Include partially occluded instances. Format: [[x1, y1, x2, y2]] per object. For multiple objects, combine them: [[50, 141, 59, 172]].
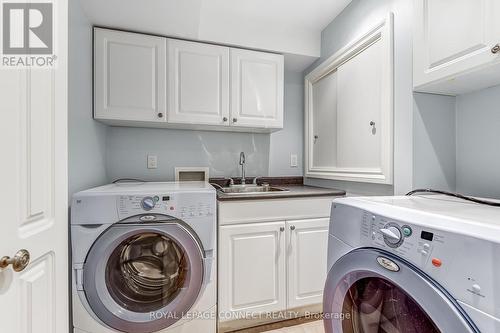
[[414, 0, 500, 91], [287, 218, 329, 308], [168, 39, 230, 125], [230, 49, 284, 129], [219, 222, 286, 317], [94, 28, 167, 122]]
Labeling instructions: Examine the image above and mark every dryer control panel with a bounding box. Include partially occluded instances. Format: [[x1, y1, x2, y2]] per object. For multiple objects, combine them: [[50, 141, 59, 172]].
[[361, 212, 445, 268]]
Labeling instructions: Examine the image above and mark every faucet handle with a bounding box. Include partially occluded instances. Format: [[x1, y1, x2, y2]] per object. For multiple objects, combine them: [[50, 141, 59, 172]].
[[228, 178, 235, 186], [252, 177, 261, 185]]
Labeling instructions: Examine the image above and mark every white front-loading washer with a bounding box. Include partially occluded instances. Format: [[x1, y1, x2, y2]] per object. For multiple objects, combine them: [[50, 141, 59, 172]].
[[324, 195, 500, 333], [71, 182, 216, 333]]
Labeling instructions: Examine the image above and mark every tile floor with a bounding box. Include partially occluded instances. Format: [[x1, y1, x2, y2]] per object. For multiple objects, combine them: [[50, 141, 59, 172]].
[[263, 321, 324, 333]]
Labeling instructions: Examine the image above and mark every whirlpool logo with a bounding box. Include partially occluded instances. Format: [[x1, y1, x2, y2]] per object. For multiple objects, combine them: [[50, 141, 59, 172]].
[[1, 1, 56, 67]]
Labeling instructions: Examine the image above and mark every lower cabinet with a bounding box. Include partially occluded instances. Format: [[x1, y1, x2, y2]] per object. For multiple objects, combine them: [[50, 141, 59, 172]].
[[219, 221, 286, 314], [287, 218, 329, 308], [218, 217, 330, 323]]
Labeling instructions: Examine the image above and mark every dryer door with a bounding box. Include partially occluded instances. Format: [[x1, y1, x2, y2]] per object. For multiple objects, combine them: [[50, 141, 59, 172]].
[[323, 248, 479, 333], [83, 222, 204, 333]]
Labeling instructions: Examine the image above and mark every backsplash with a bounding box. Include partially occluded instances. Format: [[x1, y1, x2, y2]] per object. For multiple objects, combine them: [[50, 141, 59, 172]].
[[106, 126, 271, 182]]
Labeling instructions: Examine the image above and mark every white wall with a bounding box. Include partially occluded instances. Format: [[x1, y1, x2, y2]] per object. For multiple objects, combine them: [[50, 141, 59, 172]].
[[456, 85, 500, 198], [413, 93, 456, 191], [68, 0, 107, 197], [303, 0, 414, 196]]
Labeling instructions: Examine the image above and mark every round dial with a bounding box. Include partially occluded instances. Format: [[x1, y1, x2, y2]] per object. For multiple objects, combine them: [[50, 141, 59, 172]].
[[380, 223, 404, 248], [141, 197, 155, 211]]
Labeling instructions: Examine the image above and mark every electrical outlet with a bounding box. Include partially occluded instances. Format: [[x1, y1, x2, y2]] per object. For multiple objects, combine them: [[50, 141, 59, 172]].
[[147, 155, 158, 169], [290, 154, 298, 167]]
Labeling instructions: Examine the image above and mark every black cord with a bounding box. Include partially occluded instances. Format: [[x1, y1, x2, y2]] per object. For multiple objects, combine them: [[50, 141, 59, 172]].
[[406, 189, 500, 207], [112, 178, 146, 184]]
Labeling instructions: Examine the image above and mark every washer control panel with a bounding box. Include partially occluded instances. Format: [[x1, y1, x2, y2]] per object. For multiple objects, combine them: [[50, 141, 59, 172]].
[[117, 193, 214, 220]]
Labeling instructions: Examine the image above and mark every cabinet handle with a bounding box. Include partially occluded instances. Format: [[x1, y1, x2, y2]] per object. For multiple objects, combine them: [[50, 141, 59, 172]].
[[314, 135, 319, 139], [492, 44, 500, 54], [290, 225, 296, 231], [370, 121, 375, 126], [157, 112, 164, 118], [280, 227, 285, 232], [232, 118, 238, 123], [223, 117, 228, 122]]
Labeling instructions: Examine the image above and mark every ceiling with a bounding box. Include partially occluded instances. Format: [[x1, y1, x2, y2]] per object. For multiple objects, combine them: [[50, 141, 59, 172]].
[[79, 0, 352, 71]]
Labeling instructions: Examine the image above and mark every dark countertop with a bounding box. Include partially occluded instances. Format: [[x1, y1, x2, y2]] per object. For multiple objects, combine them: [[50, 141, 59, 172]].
[[216, 185, 346, 201]]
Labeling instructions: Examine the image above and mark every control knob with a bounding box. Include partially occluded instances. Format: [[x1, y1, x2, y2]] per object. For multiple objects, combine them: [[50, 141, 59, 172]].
[[380, 223, 403, 248], [141, 197, 155, 211]]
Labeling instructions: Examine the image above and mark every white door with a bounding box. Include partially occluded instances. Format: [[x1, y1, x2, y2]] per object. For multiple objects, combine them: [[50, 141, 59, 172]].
[[0, 1, 68, 332], [94, 28, 167, 122], [230, 49, 284, 129], [414, 0, 500, 89], [219, 222, 286, 317], [168, 39, 230, 126], [287, 218, 329, 308]]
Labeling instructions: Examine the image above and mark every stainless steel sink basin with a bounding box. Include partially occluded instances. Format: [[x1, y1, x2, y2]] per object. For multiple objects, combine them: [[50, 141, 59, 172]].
[[218, 184, 289, 195]]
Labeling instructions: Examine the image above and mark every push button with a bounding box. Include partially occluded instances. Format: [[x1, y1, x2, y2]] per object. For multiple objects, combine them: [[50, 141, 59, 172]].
[[431, 258, 442, 267]]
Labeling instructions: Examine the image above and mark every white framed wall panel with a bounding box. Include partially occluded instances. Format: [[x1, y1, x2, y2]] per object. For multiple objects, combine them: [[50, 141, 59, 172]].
[[304, 14, 394, 184], [230, 49, 284, 129], [413, 0, 500, 94], [94, 28, 167, 122], [167, 39, 230, 125]]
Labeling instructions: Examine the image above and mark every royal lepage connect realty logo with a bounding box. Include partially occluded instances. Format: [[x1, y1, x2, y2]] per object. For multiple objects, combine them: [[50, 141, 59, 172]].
[[2, 1, 56, 67]]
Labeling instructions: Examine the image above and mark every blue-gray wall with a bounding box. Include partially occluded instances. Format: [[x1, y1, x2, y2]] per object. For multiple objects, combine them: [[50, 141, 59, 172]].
[[413, 93, 456, 191], [456, 85, 500, 198], [303, 0, 414, 196], [69, 0, 107, 197]]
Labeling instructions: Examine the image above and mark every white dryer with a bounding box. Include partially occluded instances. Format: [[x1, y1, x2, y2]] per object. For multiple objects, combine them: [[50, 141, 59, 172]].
[[71, 182, 216, 333], [324, 195, 500, 333]]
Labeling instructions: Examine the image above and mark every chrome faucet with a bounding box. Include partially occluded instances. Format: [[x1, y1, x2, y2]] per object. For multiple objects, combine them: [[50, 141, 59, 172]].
[[239, 152, 246, 185]]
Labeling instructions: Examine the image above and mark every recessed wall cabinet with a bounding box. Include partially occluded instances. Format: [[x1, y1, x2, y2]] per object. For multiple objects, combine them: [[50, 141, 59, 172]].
[[413, 0, 500, 95], [94, 28, 284, 132], [304, 15, 394, 184], [218, 197, 333, 332]]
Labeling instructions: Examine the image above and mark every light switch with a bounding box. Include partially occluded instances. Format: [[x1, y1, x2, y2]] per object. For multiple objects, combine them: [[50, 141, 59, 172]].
[[147, 155, 158, 169], [290, 154, 298, 167]]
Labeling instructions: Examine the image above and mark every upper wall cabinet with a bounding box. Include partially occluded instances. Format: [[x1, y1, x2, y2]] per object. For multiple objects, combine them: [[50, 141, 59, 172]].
[[94, 28, 167, 122], [304, 15, 393, 184], [93, 28, 284, 133], [168, 39, 230, 126], [414, 0, 500, 95], [230, 49, 284, 129]]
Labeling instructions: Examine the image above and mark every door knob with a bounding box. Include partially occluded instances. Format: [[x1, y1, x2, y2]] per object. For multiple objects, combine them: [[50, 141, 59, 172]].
[[223, 117, 228, 122], [290, 225, 296, 231], [157, 112, 164, 118], [492, 44, 500, 54], [232, 118, 238, 123], [0, 249, 30, 272], [280, 227, 285, 232], [370, 121, 375, 126]]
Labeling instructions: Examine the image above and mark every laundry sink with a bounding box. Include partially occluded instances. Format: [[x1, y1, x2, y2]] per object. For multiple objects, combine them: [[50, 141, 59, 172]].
[[217, 184, 289, 195]]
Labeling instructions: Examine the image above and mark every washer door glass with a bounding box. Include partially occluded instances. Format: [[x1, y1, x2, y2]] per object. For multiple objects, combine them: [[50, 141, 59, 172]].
[[342, 277, 439, 332], [106, 232, 187, 313], [83, 222, 205, 333]]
